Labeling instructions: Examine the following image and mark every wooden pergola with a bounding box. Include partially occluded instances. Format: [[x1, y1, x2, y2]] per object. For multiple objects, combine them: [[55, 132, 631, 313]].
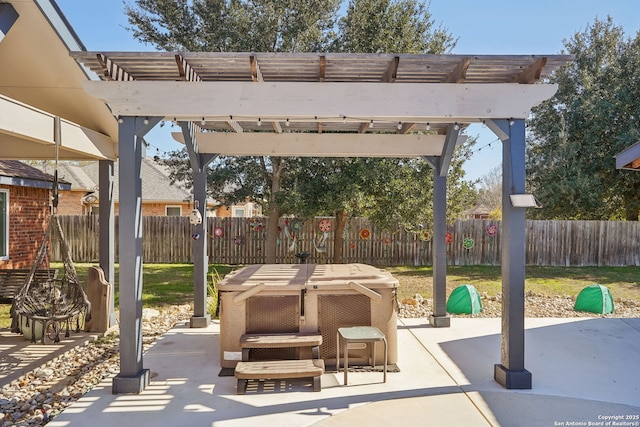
[[69, 51, 573, 393]]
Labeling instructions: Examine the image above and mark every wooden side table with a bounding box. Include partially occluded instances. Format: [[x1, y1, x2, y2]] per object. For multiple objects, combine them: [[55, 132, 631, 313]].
[[336, 326, 387, 385]]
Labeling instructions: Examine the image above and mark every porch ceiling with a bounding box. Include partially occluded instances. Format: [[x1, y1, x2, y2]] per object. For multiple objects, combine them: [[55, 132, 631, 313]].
[[0, 0, 117, 161]]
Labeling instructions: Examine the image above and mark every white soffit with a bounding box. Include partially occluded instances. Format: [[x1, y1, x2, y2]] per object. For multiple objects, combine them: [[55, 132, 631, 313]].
[[0, 0, 118, 161], [0, 95, 116, 160]]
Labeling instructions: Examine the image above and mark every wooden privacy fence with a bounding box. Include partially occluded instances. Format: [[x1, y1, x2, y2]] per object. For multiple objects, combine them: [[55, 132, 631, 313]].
[[50, 216, 640, 267]]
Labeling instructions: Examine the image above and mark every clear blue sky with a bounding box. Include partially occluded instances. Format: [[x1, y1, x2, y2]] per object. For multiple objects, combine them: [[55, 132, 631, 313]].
[[56, 0, 639, 182]]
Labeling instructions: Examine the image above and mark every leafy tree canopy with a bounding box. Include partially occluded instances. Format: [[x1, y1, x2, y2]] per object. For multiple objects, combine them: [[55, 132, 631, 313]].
[[125, 0, 341, 52], [126, 0, 477, 260], [527, 17, 640, 220]]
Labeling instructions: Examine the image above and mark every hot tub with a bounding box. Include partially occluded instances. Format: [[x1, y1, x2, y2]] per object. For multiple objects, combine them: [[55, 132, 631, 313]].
[[218, 263, 399, 368]]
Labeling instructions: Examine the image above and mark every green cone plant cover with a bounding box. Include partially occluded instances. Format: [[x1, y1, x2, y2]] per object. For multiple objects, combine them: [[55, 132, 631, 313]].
[[574, 284, 614, 315], [447, 284, 482, 315]]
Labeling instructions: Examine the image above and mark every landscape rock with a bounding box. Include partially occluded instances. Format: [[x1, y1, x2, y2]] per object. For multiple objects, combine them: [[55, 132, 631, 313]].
[[0, 305, 192, 427]]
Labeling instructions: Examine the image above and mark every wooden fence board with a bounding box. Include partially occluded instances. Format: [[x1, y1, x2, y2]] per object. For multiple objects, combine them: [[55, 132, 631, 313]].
[[49, 216, 640, 267]]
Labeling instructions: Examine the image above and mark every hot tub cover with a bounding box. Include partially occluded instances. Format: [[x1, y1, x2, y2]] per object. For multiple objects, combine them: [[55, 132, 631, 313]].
[[218, 263, 399, 291]]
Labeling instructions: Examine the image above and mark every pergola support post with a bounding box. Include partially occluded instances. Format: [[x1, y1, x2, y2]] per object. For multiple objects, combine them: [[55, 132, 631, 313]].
[[189, 167, 210, 328], [489, 118, 532, 389], [429, 160, 450, 327], [112, 116, 161, 394], [98, 159, 116, 327], [180, 122, 216, 328]]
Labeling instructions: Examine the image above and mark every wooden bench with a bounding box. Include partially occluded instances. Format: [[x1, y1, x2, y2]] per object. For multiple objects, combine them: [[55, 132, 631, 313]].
[[240, 332, 323, 362], [0, 269, 58, 302], [235, 359, 325, 394]]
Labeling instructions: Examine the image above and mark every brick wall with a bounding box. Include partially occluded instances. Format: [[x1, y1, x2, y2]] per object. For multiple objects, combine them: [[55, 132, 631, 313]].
[[55, 193, 196, 217], [141, 202, 190, 216], [56, 190, 86, 215], [215, 206, 232, 218], [0, 185, 50, 269]]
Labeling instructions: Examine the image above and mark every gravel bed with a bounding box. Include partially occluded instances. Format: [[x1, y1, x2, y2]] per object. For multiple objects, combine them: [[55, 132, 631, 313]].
[[2, 295, 639, 426], [0, 305, 192, 427], [399, 291, 640, 318]]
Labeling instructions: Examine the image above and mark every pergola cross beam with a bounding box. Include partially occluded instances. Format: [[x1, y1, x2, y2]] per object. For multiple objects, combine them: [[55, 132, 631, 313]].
[[172, 132, 467, 157], [82, 81, 558, 122], [443, 57, 471, 83], [512, 57, 548, 84]]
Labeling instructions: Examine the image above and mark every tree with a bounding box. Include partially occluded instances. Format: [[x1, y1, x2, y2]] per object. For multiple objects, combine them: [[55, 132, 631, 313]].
[[527, 17, 640, 221], [288, 0, 461, 261], [126, 0, 473, 262], [359, 138, 476, 231], [125, 0, 340, 52], [127, 0, 342, 262], [287, 138, 476, 262], [475, 166, 502, 217], [334, 0, 456, 53], [162, 152, 298, 261]]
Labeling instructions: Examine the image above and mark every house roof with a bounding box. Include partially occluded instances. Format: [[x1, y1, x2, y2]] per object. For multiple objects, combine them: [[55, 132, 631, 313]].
[[465, 204, 492, 216], [131, 158, 192, 202], [0, 159, 70, 190], [58, 157, 193, 203], [35, 158, 218, 205], [56, 163, 99, 191]]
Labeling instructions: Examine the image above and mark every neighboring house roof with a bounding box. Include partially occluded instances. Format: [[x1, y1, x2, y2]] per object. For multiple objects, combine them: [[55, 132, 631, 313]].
[[465, 204, 492, 216], [124, 157, 192, 202], [53, 157, 193, 202], [33, 158, 220, 205], [0, 160, 70, 190], [53, 163, 97, 191]]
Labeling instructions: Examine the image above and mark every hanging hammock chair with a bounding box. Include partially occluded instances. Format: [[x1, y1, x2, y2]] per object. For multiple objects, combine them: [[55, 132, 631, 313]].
[[10, 167, 91, 343]]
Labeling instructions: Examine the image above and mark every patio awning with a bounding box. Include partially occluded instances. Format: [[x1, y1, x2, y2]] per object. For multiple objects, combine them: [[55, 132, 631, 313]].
[[0, 0, 117, 160], [0, 94, 116, 160]]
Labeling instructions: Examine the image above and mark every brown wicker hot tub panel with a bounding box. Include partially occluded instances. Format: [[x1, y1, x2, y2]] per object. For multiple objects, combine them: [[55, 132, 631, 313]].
[[246, 295, 299, 334], [318, 294, 370, 362], [245, 296, 299, 361]]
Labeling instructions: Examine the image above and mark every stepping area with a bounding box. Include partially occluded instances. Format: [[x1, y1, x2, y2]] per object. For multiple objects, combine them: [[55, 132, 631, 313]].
[[235, 332, 324, 393], [235, 359, 325, 394]]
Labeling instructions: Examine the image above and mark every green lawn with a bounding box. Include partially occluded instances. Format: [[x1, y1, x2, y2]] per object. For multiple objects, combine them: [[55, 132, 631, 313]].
[[0, 263, 233, 329], [2, 263, 638, 328], [387, 265, 640, 301]]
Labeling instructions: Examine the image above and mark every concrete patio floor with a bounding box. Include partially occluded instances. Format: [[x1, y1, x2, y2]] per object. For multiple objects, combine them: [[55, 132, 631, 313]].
[[39, 316, 640, 427]]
